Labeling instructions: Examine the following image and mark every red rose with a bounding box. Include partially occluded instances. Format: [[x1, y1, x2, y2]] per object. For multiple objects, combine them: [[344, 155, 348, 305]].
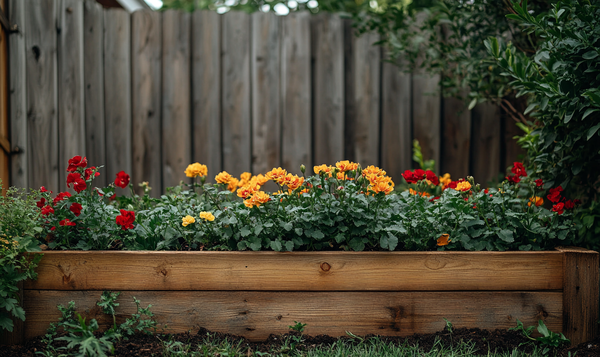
[[552, 203, 565, 215], [547, 186, 563, 204], [70, 202, 83, 217], [50, 226, 56, 231], [413, 169, 425, 181], [401, 170, 418, 184], [511, 162, 527, 177], [84, 167, 101, 180], [53, 192, 72, 206], [564, 200, 575, 210], [59, 219, 76, 226], [67, 172, 87, 193], [67, 155, 87, 172], [506, 175, 520, 184], [37, 198, 46, 208], [40, 186, 49, 193], [41, 205, 54, 216], [116, 209, 135, 230], [115, 171, 130, 189], [425, 170, 439, 186], [534, 179, 544, 187]]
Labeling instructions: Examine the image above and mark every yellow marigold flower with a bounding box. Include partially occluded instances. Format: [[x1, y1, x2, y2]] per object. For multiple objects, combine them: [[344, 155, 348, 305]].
[[335, 160, 359, 173], [185, 163, 208, 178], [437, 234, 451, 246], [240, 172, 252, 182], [237, 184, 259, 199], [215, 171, 233, 184], [244, 191, 272, 208], [314, 164, 333, 177], [298, 188, 309, 195], [287, 175, 304, 190], [227, 177, 239, 192], [455, 181, 472, 192], [528, 196, 544, 207], [439, 173, 451, 187], [409, 188, 431, 197], [252, 174, 269, 186], [362, 165, 386, 177], [182, 215, 196, 227], [199, 211, 215, 221], [370, 180, 395, 195], [266, 167, 288, 184]]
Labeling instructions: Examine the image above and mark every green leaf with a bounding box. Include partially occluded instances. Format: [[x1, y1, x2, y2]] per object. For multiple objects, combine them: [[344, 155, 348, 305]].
[[572, 163, 583, 175], [587, 123, 600, 140], [497, 229, 514, 243], [283, 222, 293, 231], [240, 227, 252, 237], [582, 51, 599, 60], [468, 98, 477, 110], [284, 241, 294, 252], [582, 108, 598, 120], [270, 240, 282, 251], [311, 230, 325, 240]]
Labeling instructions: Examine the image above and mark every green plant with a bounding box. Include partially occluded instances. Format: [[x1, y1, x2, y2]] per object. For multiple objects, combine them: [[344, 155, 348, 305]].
[[288, 320, 307, 333], [510, 319, 570, 353]]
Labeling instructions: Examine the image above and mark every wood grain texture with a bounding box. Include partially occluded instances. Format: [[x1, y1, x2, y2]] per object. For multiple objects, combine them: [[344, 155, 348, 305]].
[[132, 10, 161, 196], [0, 0, 8, 194], [23, 290, 563, 341], [25, 0, 59, 192], [412, 73, 441, 173], [441, 96, 471, 178], [58, 0, 85, 190], [471, 102, 500, 186], [251, 12, 281, 175], [83, 0, 106, 186], [103, 8, 132, 190], [351, 31, 380, 167], [162, 10, 191, 188], [25, 251, 564, 291], [191, 11, 221, 181], [222, 12, 251, 177], [312, 14, 344, 165], [281, 12, 311, 175], [558, 248, 599, 345], [8, 0, 28, 189], [381, 60, 411, 182]]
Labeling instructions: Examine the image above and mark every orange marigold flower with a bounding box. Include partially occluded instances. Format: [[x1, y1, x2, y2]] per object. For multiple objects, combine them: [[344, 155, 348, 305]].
[[266, 167, 288, 184], [215, 171, 233, 184], [286, 175, 304, 190], [244, 191, 272, 208], [337, 171, 355, 180], [370, 179, 395, 195], [240, 172, 252, 182], [362, 165, 386, 177], [335, 160, 359, 173], [528, 196, 544, 207], [227, 177, 239, 192], [440, 173, 451, 189], [437, 234, 451, 246], [313, 164, 333, 177], [185, 163, 208, 178], [409, 188, 431, 197], [237, 184, 259, 199], [455, 181, 471, 192], [252, 174, 269, 186]]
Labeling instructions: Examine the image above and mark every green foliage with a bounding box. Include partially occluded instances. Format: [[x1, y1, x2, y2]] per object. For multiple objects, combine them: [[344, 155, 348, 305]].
[[412, 140, 435, 172], [288, 321, 307, 333], [510, 319, 570, 353]]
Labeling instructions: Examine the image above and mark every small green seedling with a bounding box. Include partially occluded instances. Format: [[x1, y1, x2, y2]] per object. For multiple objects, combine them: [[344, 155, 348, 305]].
[[288, 321, 307, 333], [510, 319, 570, 351]]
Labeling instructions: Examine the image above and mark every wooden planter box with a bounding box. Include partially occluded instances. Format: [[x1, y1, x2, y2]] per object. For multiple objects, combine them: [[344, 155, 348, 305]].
[[2, 248, 598, 345]]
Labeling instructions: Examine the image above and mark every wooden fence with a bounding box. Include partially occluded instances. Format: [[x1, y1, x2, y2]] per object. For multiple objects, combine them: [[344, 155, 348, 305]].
[[5, 0, 523, 195]]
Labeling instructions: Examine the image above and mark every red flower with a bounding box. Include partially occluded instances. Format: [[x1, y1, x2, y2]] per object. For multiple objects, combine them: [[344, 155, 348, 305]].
[[401, 170, 418, 184], [67, 172, 87, 193], [511, 162, 527, 177], [534, 179, 544, 187], [484, 189, 489, 194], [429, 196, 440, 203], [115, 171, 130, 189], [413, 169, 425, 180], [552, 203, 565, 215], [547, 186, 563, 204], [50, 226, 56, 231], [70, 202, 83, 217], [116, 209, 135, 230], [506, 175, 521, 184], [66, 155, 87, 172], [41, 205, 54, 216], [37, 198, 46, 208], [425, 170, 439, 186], [40, 186, 49, 193], [53, 192, 72, 206], [564, 200, 575, 210], [84, 167, 100, 180], [59, 219, 76, 227]]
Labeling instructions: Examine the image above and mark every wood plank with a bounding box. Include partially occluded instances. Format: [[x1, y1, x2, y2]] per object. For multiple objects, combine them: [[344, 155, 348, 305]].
[[162, 10, 191, 189], [8, 0, 27, 189], [351, 30, 380, 167], [57, 0, 85, 190], [312, 13, 344, 165], [343, 19, 355, 162], [0, 0, 8, 194], [381, 60, 411, 182], [281, 12, 311, 175], [251, 12, 280, 175], [23, 290, 563, 341], [559, 248, 599, 345], [471, 102, 500, 186], [83, 0, 106, 186], [441, 96, 471, 179], [25, 0, 59, 192], [191, 11, 221, 181], [412, 73, 441, 173], [222, 12, 251, 178], [25, 251, 564, 291], [132, 10, 161, 196]]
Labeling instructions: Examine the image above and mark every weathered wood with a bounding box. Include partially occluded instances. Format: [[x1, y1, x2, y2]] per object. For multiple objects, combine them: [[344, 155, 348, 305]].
[[57, 0, 85, 190], [0, 0, 8, 194], [412, 73, 441, 173], [343, 19, 355, 162], [281, 12, 311, 175], [351, 30, 380, 167], [26, 251, 564, 291], [191, 11, 221, 180], [162, 10, 191, 189], [471, 102, 500, 186], [25, 0, 59, 192], [312, 14, 344, 165], [83, 0, 106, 186], [251, 12, 281, 175], [103, 8, 132, 190], [222, 12, 251, 178], [441, 96, 471, 178], [132, 10, 161, 195], [381, 60, 411, 182], [8, 0, 27, 189], [558, 248, 599, 345], [23, 290, 563, 341]]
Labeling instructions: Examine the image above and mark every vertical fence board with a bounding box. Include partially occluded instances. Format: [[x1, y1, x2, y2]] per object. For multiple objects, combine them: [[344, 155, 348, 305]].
[[0, 0, 9, 194], [381, 61, 411, 182], [161, 10, 191, 188], [412, 73, 440, 173], [57, 0, 85, 190], [83, 0, 106, 186], [471, 102, 500, 186], [503, 114, 526, 172], [351, 30, 380, 167], [281, 12, 311, 175], [312, 14, 344, 165], [441, 96, 471, 178], [222, 12, 251, 177], [192, 11, 221, 180], [132, 10, 161, 195], [251, 12, 280, 176], [8, 0, 27, 189], [25, 0, 59, 192]]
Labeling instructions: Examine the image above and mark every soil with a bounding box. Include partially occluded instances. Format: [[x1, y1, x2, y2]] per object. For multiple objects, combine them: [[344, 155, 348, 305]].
[[2, 327, 600, 357]]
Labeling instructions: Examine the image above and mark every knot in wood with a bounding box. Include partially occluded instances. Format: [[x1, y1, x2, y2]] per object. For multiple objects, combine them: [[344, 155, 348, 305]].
[[320, 262, 331, 271]]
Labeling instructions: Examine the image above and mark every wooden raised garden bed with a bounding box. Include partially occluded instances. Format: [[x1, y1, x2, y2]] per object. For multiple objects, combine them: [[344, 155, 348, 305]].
[[3, 248, 599, 345]]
